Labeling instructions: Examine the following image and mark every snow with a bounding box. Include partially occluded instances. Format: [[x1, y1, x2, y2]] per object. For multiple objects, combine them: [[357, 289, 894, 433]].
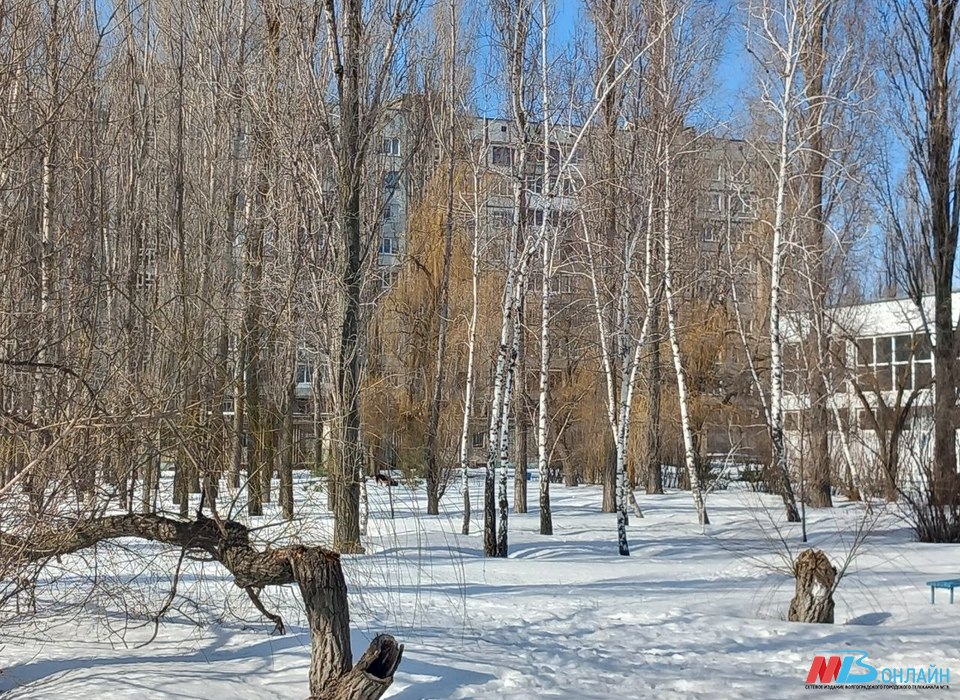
[[1, 474, 957, 699]]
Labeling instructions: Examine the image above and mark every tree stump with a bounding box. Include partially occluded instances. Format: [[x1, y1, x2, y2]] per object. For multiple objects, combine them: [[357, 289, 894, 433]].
[[788, 548, 836, 624]]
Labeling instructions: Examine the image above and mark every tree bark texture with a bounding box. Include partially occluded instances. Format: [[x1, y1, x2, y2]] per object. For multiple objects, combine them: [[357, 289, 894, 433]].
[[1, 513, 403, 699], [788, 548, 836, 624]]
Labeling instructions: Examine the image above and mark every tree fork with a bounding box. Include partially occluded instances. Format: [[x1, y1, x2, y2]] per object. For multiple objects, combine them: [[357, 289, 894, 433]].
[[1, 513, 402, 699]]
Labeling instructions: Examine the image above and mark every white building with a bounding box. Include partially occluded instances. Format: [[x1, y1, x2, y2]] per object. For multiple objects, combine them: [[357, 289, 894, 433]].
[[783, 292, 960, 493]]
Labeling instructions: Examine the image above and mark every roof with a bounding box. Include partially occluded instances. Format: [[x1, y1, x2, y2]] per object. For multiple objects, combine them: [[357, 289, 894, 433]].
[[825, 291, 960, 338]]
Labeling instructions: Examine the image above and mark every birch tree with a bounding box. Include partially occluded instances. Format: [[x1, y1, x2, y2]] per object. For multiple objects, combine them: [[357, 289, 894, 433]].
[[649, 0, 716, 527], [484, 0, 534, 558], [745, 0, 815, 523]]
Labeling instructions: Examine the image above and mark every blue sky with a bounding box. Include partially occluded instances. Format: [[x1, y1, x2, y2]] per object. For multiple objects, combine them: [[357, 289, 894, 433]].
[[474, 0, 752, 134]]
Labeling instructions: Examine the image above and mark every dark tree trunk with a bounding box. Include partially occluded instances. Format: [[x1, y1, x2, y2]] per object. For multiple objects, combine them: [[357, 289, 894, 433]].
[[483, 468, 496, 555], [800, 2, 832, 510], [231, 337, 245, 492], [539, 471, 552, 534], [280, 380, 295, 520], [806, 375, 832, 508], [788, 548, 836, 624], [262, 407, 274, 505], [601, 434, 616, 512], [927, 1, 960, 509], [645, 306, 663, 495], [333, 0, 364, 554], [424, 40, 458, 517], [1, 515, 403, 699]]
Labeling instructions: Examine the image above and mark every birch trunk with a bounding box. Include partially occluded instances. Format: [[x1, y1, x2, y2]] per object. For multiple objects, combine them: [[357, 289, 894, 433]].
[[537, 232, 553, 534], [662, 142, 709, 526], [536, 0, 553, 536], [459, 165, 482, 536], [514, 298, 528, 514], [768, 23, 802, 523], [484, 212, 520, 556]]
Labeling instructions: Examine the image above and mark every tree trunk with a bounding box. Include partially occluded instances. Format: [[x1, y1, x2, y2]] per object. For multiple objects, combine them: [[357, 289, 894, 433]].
[[231, 336, 245, 492], [788, 548, 836, 624], [602, 435, 616, 512], [483, 468, 495, 554], [800, 0, 832, 510], [767, 28, 802, 524], [661, 139, 709, 526], [645, 305, 663, 495], [331, 0, 365, 554], [262, 406, 274, 505], [424, 6, 458, 517], [514, 299, 528, 514], [280, 379, 295, 520], [1, 515, 403, 699]]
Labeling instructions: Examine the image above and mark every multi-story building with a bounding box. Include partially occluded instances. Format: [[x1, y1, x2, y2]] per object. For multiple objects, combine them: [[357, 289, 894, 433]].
[[782, 293, 954, 495], [364, 111, 771, 476]]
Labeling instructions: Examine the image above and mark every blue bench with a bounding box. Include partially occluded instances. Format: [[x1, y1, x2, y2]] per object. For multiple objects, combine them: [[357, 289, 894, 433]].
[[927, 579, 960, 604]]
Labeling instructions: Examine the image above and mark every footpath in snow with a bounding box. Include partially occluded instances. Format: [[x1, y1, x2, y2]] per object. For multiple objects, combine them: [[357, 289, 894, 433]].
[[1, 474, 956, 699]]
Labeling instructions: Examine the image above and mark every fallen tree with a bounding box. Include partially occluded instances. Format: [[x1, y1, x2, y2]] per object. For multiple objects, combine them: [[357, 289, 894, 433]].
[[0, 511, 403, 699]]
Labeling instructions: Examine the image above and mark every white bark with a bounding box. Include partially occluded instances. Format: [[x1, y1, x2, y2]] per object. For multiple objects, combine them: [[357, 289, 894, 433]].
[[459, 157, 482, 536], [537, 0, 554, 536], [582, 191, 655, 555], [661, 138, 709, 526], [765, 6, 802, 523], [744, 0, 806, 522]]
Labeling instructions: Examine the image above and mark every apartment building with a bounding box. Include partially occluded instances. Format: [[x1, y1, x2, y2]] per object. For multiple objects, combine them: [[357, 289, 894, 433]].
[[365, 110, 770, 472]]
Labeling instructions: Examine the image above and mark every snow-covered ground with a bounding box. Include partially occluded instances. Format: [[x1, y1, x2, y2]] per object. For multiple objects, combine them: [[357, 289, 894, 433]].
[[1, 473, 957, 699]]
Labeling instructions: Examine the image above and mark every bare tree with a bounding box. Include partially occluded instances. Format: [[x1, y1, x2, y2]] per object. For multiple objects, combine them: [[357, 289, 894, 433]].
[[317, 0, 419, 552], [884, 0, 960, 532]]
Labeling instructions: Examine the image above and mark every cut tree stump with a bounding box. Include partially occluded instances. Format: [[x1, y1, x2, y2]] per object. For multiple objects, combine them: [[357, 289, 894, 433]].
[[788, 548, 836, 624]]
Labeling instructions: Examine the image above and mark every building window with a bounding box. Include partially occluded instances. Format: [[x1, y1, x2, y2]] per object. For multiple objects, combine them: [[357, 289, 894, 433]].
[[550, 273, 574, 295], [136, 247, 156, 291], [383, 170, 400, 190], [526, 208, 544, 227], [296, 362, 314, 384], [701, 225, 720, 243], [380, 236, 396, 255], [855, 333, 936, 392], [491, 145, 514, 166], [915, 334, 933, 387], [381, 137, 400, 156], [382, 203, 400, 221], [733, 191, 755, 215], [472, 431, 485, 448], [136, 268, 155, 291], [699, 193, 722, 214], [379, 268, 399, 288], [491, 207, 514, 228], [525, 174, 543, 194]]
